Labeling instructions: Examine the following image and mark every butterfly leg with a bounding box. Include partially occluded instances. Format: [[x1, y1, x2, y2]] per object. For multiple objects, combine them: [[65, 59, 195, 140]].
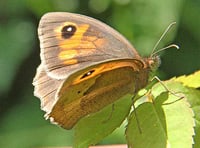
[[151, 76, 185, 104]]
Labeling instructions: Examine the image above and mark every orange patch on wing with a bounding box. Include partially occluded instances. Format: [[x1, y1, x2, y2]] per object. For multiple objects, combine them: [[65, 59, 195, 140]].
[[77, 40, 96, 49], [54, 22, 89, 49], [63, 59, 78, 65], [72, 60, 143, 84], [59, 50, 77, 60]]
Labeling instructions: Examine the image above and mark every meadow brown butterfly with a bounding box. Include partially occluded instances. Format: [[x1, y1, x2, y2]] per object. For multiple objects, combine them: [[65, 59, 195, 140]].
[[33, 12, 160, 129]]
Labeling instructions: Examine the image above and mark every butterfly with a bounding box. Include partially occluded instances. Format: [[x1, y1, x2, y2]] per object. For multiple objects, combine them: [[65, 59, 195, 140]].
[[33, 12, 160, 129]]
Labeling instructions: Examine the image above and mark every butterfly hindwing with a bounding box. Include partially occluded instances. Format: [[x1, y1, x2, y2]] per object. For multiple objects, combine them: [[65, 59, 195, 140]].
[[47, 59, 149, 129]]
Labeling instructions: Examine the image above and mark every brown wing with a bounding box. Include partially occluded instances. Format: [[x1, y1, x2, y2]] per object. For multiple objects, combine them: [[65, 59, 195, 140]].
[[46, 59, 150, 129], [38, 12, 141, 79], [33, 64, 65, 114]]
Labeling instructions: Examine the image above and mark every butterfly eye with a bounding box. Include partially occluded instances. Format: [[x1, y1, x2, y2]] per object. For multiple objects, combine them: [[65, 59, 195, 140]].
[[80, 70, 95, 79], [61, 25, 76, 39]]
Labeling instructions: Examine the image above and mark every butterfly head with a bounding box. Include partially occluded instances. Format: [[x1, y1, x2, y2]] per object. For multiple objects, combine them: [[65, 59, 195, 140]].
[[146, 43, 179, 71], [145, 55, 161, 71]]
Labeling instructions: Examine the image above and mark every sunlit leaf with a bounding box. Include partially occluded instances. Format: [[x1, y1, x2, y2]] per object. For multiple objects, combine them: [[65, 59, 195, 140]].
[[175, 70, 200, 88], [126, 80, 195, 148]]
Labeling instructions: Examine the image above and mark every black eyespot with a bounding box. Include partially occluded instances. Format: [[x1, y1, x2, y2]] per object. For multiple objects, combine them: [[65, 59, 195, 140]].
[[61, 25, 76, 39], [80, 70, 95, 79]]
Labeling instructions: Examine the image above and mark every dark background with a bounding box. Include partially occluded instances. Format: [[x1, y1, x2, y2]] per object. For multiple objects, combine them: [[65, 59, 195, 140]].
[[0, 0, 199, 147]]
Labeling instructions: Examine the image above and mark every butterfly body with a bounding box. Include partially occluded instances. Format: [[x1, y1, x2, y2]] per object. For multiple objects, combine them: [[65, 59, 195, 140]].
[[33, 12, 158, 129]]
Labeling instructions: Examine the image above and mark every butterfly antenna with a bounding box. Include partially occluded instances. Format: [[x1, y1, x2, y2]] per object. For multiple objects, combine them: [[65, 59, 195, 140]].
[[150, 22, 178, 57], [151, 44, 179, 57]]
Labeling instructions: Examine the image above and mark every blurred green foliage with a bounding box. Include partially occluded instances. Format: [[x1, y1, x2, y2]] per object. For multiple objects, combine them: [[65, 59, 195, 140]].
[[0, 0, 199, 147]]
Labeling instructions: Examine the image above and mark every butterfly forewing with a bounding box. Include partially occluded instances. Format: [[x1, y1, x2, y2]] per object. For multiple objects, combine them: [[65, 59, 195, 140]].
[[38, 12, 141, 79], [33, 64, 65, 113]]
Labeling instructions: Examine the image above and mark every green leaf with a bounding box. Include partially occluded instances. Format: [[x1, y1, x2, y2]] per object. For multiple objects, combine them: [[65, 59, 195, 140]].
[[126, 99, 168, 148], [175, 70, 200, 88], [126, 80, 195, 148], [73, 94, 132, 148], [180, 87, 200, 148], [172, 70, 200, 148]]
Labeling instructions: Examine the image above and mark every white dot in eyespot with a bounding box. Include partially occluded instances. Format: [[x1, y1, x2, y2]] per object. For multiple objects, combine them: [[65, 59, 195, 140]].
[[67, 27, 72, 32], [87, 71, 92, 76]]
